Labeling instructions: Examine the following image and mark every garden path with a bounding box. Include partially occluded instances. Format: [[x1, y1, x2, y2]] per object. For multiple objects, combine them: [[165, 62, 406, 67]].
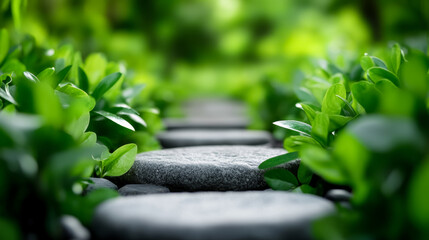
[[90, 98, 336, 240]]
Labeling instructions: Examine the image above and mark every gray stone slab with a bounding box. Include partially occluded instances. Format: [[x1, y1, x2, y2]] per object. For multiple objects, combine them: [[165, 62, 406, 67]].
[[84, 178, 118, 195], [119, 146, 298, 191], [118, 184, 170, 196], [163, 117, 249, 130], [92, 191, 335, 240], [182, 98, 247, 118], [60, 215, 90, 240], [157, 130, 272, 148]]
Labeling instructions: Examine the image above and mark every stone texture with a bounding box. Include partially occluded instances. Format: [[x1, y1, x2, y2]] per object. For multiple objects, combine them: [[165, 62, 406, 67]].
[[118, 184, 170, 196], [60, 215, 90, 240], [83, 178, 118, 195], [325, 189, 352, 202], [92, 191, 335, 240], [119, 146, 298, 191], [163, 117, 249, 130], [182, 98, 247, 118], [157, 130, 272, 148]]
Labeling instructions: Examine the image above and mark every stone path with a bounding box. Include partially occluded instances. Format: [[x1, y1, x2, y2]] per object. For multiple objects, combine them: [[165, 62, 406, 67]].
[[88, 98, 339, 240]]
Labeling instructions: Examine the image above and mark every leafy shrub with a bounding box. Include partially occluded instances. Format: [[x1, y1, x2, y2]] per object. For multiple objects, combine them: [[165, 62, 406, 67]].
[[0, 28, 160, 238], [261, 43, 429, 238]]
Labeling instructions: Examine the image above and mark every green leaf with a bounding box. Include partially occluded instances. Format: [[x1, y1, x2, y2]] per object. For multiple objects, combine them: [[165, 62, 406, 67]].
[[298, 163, 313, 184], [367, 67, 400, 86], [292, 184, 317, 194], [273, 120, 312, 137], [351, 81, 381, 113], [121, 84, 145, 103], [122, 113, 147, 127], [64, 112, 90, 139], [258, 152, 299, 169], [360, 54, 375, 72], [56, 83, 96, 112], [321, 83, 346, 115], [23, 71, 38, 82], [328, 114, 354, 132], [94, 110, 135, 131], [0, 28, 9, 64], [311, 112, 330, 146], [0, 81, 17, 105], [55, 65, 72, 86], [298, 103, 318, 124], [264, 168, 298, 191], [78, 67, 89, 93], [371, 56, 388, 69], [284, 135, 320, 152], [300, 145, 347, 184], [102, 143, 137, 177], [336, 95, 356, 117], [37, 67, 55, 85], [91, 72, 122, 101], [390, 43, 402, 74], [80, 131, 97, 146]]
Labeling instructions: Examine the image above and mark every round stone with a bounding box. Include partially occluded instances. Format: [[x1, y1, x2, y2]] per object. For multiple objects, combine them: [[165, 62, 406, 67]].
[[119, 146, 297, 191], [92, 191, 335, 240], [118, 184, 170, 196], [157, 130, 272, 148]]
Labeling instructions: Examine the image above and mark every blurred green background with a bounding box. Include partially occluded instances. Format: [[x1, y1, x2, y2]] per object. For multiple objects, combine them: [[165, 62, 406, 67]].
[[2, 0, 427, 130]]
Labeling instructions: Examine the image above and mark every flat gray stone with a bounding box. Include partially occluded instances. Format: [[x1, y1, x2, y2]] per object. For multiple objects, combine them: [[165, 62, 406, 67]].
[[119, 146, 298, 191], [60, 215, 90, 240], [118, 184, 170, 196], [84, 178, 118, 195], [325, 189, 352, 202], [182, 98, 247, 118], [157, 130, 272, 148], [163, 117, 249, 130], [92, 191, 335, 240]]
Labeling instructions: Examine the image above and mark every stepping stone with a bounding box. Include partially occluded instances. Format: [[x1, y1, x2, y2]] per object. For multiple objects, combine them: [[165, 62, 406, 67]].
[[325, 189, 352, 202], [163, 117, 249, 130], [60, 215, 90, 240], [119, 146, 298, 191], [118, 184, 170, 196], [92, 191, 335, 240], [83, 178, 118, 195], [182, 98, 247, 118], [157, 130, 272, 148]]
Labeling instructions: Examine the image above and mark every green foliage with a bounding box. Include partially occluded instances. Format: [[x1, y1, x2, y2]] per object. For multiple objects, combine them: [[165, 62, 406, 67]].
[[0, 28, 160, 238], [263, 43, 429, 239]]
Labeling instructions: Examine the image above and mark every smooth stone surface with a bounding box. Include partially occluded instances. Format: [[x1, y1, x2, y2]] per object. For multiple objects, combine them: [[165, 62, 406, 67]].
[[92, 191, 335, 240], [60, 215, 90, 240], [157, 130, 272, 148], [118, 184, 170, 196], [182, 98, 247, 118], [163, 117, 249, 130], [84, 178, 118, 195], [325, 189, 352, 202], [119, 146, 297, 191]]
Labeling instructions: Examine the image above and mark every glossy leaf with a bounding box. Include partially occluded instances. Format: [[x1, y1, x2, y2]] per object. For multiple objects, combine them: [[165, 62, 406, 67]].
[[91, 72, 122, 101], [311, 112, 330, 146], [390, 43, 402, 74], [351, 81, 381, 113], [264, 168, 299, 191], [102, 143, 137, 177], [273, 120, 312, 136], [367, 67, 400, 86], [94, 110, 135, 131], [300, 145, 347, 184], [78, 67, 89, 93], [360, 54, 375, 72], [55, 65, 72, 86], [321, 83, 346, 115], [259, 152, 299, 169], [284, 135, 320, 152], [23, 71, 38, 82]]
